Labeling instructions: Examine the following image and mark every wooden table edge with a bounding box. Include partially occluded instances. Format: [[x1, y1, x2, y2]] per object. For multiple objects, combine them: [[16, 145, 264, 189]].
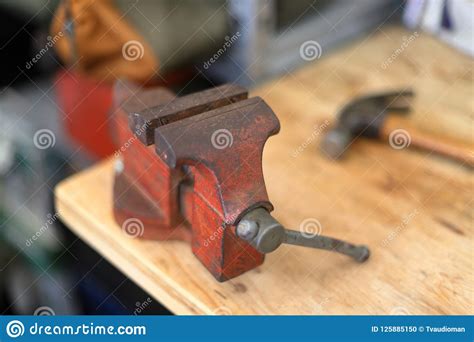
[[54, 163, 213, 315]]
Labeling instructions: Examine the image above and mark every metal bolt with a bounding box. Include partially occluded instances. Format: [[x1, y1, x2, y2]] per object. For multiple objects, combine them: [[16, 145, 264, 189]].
[[236, 220, 259, 241], [114, 158, 124, 174]]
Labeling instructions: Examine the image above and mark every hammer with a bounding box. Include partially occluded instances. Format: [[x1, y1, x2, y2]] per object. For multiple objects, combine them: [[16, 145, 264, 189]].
[[320, 89, 474, 167]]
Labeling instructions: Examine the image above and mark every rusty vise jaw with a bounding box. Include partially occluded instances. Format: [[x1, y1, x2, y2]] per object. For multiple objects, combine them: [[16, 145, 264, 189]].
[[126, 84, 280, 281]]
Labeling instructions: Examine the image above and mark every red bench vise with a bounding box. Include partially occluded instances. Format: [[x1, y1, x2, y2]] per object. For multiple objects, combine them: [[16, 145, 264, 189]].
[[111, 82, 370, 281]]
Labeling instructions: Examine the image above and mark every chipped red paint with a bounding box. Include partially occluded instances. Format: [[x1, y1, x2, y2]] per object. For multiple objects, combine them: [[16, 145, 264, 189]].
[[111, 83, 280, 281]]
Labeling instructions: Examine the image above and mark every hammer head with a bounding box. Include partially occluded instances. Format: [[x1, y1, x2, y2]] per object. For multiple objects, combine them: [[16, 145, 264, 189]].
[[320, 89, 414, 159]]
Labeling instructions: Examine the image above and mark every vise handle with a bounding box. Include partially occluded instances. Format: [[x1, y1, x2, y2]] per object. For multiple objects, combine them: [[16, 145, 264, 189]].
[[236, 208, 369, 262]]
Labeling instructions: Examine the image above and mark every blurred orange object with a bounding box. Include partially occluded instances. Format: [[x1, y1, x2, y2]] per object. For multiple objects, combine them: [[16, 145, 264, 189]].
[[55, 70, 116, 159], [51, 0, 158, 83], [55, 67, 197, 159], [50, 0, 201, 158], [50, 0, 158, 158]]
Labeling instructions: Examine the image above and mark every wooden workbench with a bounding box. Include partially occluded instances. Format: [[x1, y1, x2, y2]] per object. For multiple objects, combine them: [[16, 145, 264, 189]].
[[55, 26, 473, 315]]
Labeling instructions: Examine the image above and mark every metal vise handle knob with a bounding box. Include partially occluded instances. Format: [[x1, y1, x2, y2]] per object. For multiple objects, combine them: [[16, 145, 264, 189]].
[[236, 208, 370, 262]]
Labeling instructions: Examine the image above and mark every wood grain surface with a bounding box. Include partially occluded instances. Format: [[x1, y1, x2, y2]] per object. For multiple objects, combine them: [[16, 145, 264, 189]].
[[55, 26, 473, 315]]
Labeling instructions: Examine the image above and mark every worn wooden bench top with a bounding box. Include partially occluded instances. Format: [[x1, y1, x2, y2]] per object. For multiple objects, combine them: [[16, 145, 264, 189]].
[[55, 26, 473, 315]]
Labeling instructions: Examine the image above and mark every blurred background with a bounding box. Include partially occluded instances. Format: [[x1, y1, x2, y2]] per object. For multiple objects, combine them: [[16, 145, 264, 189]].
[[0, 0, 471, 315]]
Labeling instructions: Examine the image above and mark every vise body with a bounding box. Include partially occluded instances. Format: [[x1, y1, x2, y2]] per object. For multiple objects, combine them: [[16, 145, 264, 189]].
[[111, 82, 369, 282]]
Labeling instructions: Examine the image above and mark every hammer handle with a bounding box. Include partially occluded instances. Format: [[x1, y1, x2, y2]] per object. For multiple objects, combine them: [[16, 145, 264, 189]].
[[381, 116, 474, 167]]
